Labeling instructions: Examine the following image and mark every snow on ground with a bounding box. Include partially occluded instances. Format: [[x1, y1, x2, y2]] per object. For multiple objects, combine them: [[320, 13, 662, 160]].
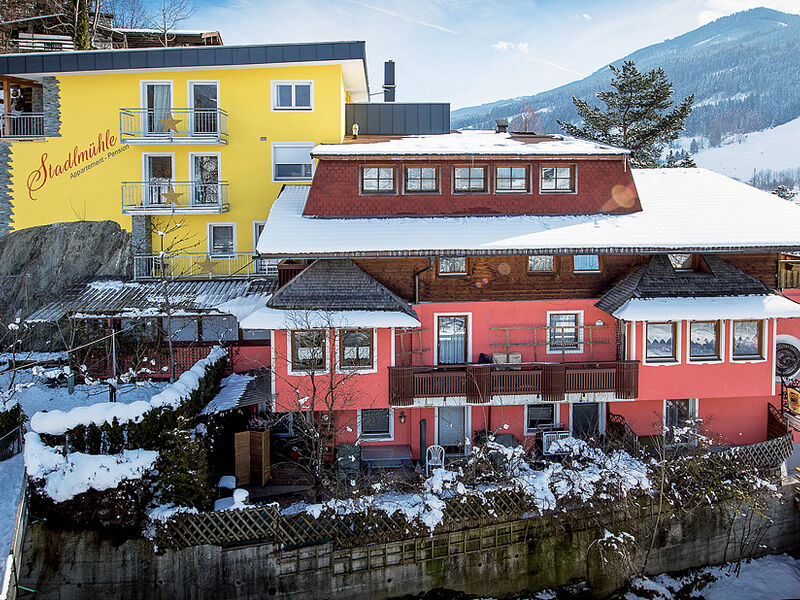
[[694, 116, 800, 180], [0, 455, 24, 584]]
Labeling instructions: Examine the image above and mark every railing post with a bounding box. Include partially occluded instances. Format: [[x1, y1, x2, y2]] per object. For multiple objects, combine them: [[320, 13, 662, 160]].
[[389, 367, 414, 407], [541, 364, 565, 402], [466, 364, 491, 404], [614, 361, 639, 399]]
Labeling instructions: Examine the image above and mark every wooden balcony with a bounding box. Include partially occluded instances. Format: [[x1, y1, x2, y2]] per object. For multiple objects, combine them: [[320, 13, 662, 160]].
[[778, 255, 800, 289], [388, 361, 639, 406]]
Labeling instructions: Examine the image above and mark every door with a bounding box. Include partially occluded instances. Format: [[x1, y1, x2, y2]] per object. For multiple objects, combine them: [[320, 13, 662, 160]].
[[572, 402, 599, 440], [438, 407, 466, 454], [144, 83, 171, 134], [664, 399, 697, 445], [190, 82, 218, 134], [145, 155, 173, 206], [192, 155, 219, 206], [437, 316, 467, 364]]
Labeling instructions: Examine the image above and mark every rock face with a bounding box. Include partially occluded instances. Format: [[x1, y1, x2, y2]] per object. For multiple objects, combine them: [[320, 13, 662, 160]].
[[0, 221, 132, 319]]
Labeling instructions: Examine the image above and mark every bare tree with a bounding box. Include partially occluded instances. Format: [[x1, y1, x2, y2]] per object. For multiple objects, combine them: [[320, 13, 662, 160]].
[[509, 102, 543, 133], [142, 0, 195, 47]]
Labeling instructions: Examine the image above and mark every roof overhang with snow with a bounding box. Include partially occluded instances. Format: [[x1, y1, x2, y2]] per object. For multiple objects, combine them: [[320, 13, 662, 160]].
[[241, 308, 421, 330], [611, 294, 800, 321], [257, 169, 800, 257]]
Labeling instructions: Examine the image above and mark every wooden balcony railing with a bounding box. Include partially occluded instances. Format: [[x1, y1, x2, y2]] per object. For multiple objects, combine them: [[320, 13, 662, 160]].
[[388, 361, 639, 406], [778, 256, 800, 289]]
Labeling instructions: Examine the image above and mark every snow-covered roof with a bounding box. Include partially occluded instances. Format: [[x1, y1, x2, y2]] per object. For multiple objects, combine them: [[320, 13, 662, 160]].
[[612, 294, 800, 321], [241, 308, 420, 330], [312, 131, 629, 157], [256, 169, 800, 256]]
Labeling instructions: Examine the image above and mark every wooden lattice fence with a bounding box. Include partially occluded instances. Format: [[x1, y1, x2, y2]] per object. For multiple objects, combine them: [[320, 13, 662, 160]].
[[720, 432, 794, 470]]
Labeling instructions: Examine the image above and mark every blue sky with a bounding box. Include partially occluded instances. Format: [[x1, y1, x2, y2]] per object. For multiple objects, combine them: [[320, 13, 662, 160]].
[[182, 0, 800, 109]]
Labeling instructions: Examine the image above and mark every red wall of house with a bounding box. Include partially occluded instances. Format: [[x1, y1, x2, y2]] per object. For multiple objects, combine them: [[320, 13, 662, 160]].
[[629, 320, 776, 402], [303, 158, 640, 217], [409, 299, 618, 364], [230, 345, 270, 372]]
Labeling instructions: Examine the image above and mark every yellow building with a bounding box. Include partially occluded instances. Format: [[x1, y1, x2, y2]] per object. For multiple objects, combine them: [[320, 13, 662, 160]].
[[0, 42, 369, 278]]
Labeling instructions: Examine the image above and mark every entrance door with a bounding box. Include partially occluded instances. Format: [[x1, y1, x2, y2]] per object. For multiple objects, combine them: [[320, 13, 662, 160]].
[[572, 402, 599, 440], [190, 82, 218, 134], [145, 155, 173, 206], [191, 154, 219, 206], [438, 407, 466, 454], [144, 83, 172, 134], [437, 315, 467, 364]]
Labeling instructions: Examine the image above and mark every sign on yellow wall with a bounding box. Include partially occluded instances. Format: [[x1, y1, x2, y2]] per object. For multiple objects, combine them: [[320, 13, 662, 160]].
[[787, 387, 800, 416]]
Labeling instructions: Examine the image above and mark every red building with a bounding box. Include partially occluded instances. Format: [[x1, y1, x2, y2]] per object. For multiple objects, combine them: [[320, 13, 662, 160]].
[[250, 129, 800, 460]]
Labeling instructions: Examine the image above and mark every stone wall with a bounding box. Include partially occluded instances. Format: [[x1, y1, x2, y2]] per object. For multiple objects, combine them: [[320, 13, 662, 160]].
[[16, 486, 800, 600], [0, 143, 11, 237], [41, 76, 61, 138]]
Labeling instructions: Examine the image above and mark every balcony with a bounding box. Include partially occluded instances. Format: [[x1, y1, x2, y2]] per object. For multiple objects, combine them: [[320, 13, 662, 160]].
[[133, 253, 277, 280], [121, 181, 229, 215], [388, 361, 639, 406], [0, 113, 44, 138], [778, 255, 800, 289], [119, 108, 228, 144]]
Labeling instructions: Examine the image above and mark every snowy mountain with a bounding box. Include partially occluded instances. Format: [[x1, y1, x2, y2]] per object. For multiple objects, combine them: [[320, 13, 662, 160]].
[[452, 8, 800, 151]]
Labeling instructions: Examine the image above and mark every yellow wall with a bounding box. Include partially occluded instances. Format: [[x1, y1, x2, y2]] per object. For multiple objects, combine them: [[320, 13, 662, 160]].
[[9, 63, 347, 255]]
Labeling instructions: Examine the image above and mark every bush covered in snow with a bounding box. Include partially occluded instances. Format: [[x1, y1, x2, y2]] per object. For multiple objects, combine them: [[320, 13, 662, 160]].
[[0, 402, 26, 439]]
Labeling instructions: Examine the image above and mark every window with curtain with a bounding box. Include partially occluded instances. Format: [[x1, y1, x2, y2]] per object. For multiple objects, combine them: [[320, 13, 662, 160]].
[[273, 143, 314, 181], [438, 316, 467, 364], [647, 322, 677, 361], [732, 320, 763, 359], [145, 83, 171, 134], [340, 329, 373, 369], [689, 321, 719, 360], [438, 257, 467, 275], [292, 330, 326, 371], [208, 224, 235, 256], [528, 255, 555, 272], [573, 255, 600, 272]]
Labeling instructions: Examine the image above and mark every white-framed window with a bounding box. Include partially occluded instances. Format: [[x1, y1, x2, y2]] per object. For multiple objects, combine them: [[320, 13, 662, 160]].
[[438, 257, 467, 275], [207, 222, 236, 256], [141, 152, 175, 206], [731, 320, 765, 361], [189, 152, 221, 206], [646, 322, 679, 363], [664, 398, 698, 445], [272, 142, 314, 181], [573, 254, 601, 272], [271, 80, 313, 111], [688, 320, 721, 361], [495, 166, 529, 192], [252, 221, 278, 277], [140, 80, 174, 135], [525, 404, 557, 434], [187, 80, 220, 134], [540, 164, 576, 193], [547, 311, 583, 353], [358, 408, 394, 441], [528, 255, 555, 272], [338, 328, 375, 371], [290, 330, 328, 372]]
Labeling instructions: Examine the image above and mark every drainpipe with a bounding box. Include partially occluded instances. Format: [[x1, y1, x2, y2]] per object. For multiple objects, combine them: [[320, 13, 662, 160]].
[[413, 258, 433, 305]]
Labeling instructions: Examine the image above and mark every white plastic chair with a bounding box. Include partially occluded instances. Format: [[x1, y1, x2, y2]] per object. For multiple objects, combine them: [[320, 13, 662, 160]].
[[425, 444, 445, 476]]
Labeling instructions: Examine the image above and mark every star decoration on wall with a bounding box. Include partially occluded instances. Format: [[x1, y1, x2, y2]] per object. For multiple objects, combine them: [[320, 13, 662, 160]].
[[160, 187, 183, 205], [159, 113, 182, 132]]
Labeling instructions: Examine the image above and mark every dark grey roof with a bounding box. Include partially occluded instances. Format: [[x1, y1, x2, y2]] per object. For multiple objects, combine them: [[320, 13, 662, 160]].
[[267, 259, 416, 317], [345, 103, 450, 135], [0, 41, 366, 75], [596, 254, 773, 315], [27, 278, 276, 322]]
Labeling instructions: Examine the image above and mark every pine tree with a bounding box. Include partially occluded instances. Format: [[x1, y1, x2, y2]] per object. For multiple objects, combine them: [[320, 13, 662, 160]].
[[558, 61, 695, 168], [74, 0, 91, 50], [158, 429, 213, 510], [772, 185, 797, 200]]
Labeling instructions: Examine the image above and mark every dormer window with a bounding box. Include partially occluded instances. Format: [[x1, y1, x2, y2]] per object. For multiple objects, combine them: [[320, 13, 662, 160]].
[[669, 253, 693, 271], [361, 166, 396, 193], [404, 166, 438, 192], [454, 166, 487, 192], [495, 166, 529, 192], [540, 165, 576, 193]]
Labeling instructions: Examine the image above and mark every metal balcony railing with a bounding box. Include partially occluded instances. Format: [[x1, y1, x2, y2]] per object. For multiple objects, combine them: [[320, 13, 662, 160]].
[[133, 253, 277, 280], [0, 112, 44, 138], [121, 180, 229, 214], [388, 361, 640, 406], [119, 108, 228, 143]]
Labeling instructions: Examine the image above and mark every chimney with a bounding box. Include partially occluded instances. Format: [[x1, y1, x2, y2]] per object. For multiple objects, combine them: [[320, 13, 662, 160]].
[[383, 60, 396, 102], [495, 119, 508, 133]]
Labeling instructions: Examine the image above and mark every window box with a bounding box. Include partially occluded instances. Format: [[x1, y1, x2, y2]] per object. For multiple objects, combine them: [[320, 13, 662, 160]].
[[646, 322, 678, 363], [573, 254, 601, 273], [359, 408, 393, 440], [495, 165, 529, 192], [339, 329, 374, 370], [732, 320, 764, 361], [404, 166, 438, 193], [453, 166, 487, 192], [361, 166, 396, 193], [272, 81, 313, 111], [688, 320, 721, 361], [528, 255, 555, 273], [291, 330, 327, 372], [272, 142, 314, 181], [540, 164, 576, 193], [437, 257, 467, 276]]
